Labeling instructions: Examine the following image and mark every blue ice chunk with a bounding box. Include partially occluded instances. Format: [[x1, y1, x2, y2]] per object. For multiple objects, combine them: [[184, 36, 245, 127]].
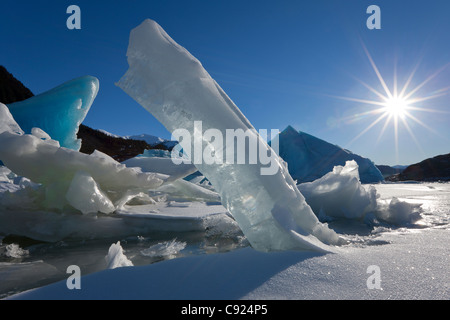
[[273, 126, 384, 184], [7, 76, 99, 150]]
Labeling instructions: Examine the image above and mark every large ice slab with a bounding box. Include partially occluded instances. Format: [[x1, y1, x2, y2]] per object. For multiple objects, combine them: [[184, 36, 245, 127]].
[[7, 76, 99, 150], [117, 19, 340, 252], [276, 126, 384, 184]]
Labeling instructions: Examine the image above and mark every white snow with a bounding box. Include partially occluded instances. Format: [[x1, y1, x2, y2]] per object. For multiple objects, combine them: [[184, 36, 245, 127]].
[[7, 223, 449, 300]]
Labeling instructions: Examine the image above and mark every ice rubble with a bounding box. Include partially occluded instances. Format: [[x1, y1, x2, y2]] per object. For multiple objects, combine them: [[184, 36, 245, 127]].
[[276, 125, 384, 184], [105, 242, 133, 269], [298, 160, 423, 225], [117, 19, 340, 252], [0, 103, 166, 214], [7, 76, 99, 151]]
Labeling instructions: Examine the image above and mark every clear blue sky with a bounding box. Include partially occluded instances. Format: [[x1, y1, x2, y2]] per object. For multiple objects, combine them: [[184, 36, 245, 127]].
[[1, 0, 449, 166]]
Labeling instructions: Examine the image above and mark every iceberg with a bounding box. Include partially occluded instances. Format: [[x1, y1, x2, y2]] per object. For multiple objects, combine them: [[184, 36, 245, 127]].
[[7, 76, 99, 151], [117, 19, 340, 252], [275, 126, 384, 184]]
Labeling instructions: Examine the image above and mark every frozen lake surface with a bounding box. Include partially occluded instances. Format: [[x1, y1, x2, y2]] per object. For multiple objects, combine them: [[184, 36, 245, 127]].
[[2, 182, 449, 300]]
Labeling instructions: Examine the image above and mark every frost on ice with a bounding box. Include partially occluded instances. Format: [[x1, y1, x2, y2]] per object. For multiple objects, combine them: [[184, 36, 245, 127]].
[[117, 19, 341, 252], [7, 76, 99, 151]]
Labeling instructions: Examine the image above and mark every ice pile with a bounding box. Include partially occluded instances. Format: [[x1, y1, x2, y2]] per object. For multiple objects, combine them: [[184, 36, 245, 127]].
[[298, 160, 422, 225], [0, 103, 166, 214], [7, 76, 99, 151], [117, 19, 340, 252], [276, 126, 384, 184], [298, 160, 378, 219]]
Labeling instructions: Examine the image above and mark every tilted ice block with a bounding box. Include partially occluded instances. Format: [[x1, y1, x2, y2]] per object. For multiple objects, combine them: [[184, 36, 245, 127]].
[[7, 76, 99, 151], [117, 19, 340, 251]]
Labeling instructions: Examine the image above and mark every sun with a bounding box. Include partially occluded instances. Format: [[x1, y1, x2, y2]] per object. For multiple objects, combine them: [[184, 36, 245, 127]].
[[329, 43, 449, 163], [383, 96, 409, 119]]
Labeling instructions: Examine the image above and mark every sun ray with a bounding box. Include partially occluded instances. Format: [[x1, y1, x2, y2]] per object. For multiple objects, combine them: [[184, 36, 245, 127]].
[[400, 115, 425, 155], [336, 45, 448, 162], [376, 113, 393, 144], [403, 63, 449, 100], [399, 60, 422, 98], [328, 94, 388, 107], [406, 105, 450, 114], [394, 115, 399, 163], [406, 90, 449, 104], [403, 110, 440, 136], [349, 75, 388, 101], [347, 112, 389, 146], [362, 43, 393, 99]]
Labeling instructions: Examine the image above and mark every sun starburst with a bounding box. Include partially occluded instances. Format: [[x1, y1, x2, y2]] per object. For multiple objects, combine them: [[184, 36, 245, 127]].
[[331, 44, 449, 163]]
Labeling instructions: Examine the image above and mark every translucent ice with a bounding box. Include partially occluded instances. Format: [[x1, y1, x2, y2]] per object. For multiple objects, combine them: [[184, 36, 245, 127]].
[[117, 19, 340, 252], [7, 76, 99, 151]]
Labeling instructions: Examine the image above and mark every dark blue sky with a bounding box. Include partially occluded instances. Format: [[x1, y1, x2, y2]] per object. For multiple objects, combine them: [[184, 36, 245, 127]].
[[1, 0, 449, 165]]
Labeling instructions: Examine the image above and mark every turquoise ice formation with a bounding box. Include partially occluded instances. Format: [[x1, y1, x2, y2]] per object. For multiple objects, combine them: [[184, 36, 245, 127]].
[[7, 76, 99, 150]]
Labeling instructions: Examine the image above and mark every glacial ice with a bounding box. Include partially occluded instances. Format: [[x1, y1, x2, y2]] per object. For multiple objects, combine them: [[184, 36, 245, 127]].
[[297, 160, 378, 219], [297, 160, 423, 225], [7, 76, 99, 151], [276, 126, 384, 184], [117, 19, 340, 252], [0, 103, 166, 213]]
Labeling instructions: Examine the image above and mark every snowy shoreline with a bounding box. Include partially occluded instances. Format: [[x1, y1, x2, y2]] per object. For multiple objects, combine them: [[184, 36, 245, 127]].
[[7, 226, 449, 300]]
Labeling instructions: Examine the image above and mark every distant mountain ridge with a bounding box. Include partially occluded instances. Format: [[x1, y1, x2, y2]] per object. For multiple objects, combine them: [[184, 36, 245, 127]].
[[375, 165, 407, 178], [386, 153, 450, 182], [0, 66, 33, 104]]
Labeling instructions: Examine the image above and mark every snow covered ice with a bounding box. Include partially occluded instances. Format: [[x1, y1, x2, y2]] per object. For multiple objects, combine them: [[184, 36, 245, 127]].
[[117, 19, 340, 252], [6, 76, 99, 151]]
